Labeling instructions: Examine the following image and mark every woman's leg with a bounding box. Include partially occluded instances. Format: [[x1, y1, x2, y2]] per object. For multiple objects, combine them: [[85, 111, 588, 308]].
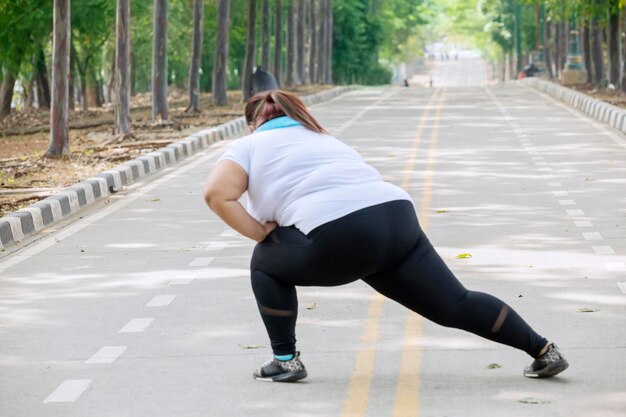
[[364, 230, 548, 358], [250, 204, 399, 356]]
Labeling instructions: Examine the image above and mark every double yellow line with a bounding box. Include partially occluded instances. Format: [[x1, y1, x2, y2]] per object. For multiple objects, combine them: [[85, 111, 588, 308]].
[[341, 87, 447, 417]]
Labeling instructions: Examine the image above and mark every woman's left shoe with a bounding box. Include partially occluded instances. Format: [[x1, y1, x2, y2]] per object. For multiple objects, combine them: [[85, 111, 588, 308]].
[[253, 351, 308, 382], [524, 343, 569, 378]]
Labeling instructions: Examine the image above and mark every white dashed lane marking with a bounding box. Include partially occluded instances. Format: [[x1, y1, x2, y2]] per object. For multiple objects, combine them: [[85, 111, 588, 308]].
[[559, 200, 576, 205], [85, 346, 127, 364], [44, 380, 92, 403], [146, 295, 176, 307], [582, 232, 603, 241], [552, 191, 569, 197], [617, 282, 626, 293], [567, 209, 585, 216], [205, 242, 227, 251], [189, 257, 214, 267], [592, 246, 616, 255], [119, 318, 154, 333], [574, 220, 593, 227], [548, 182, 563, 187]]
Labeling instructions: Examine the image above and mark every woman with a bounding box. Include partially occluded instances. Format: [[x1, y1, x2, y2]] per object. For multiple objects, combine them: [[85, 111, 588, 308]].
[[203, 90, 568, 383]]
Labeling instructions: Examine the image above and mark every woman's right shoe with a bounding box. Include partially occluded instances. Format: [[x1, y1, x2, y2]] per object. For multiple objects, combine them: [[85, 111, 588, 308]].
[[523, 343, 569, 378], [253, 351, 308, 382]]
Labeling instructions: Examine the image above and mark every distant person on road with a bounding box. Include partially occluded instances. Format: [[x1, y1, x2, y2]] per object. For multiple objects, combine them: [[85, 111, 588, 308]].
[[203, 90, 569, 383]]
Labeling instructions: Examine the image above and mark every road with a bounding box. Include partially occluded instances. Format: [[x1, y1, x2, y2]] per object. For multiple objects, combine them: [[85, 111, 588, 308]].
[[1, 56, 625, 417]]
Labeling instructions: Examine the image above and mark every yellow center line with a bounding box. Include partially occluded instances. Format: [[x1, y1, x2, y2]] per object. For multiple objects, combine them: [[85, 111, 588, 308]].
[[393, 88, 446, 417], [341, 88, 443, 417]]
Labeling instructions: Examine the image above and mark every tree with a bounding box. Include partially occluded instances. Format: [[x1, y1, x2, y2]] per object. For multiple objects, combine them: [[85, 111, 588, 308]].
[[46, 0, 71, 158], [115, 0, 132, 136], [273, 0, 283, 84], [297, 0, 306, 84], [0, 69, 18, 119], [213, 0, 231, 105], [242, 0, 256, 101], [607, 0, 620, 88], [309, 0, 317, 83], [285, 0, 296, 87], [261, 0, 271, 69], [186, 0, 204, 112], [152, 0, 169, 121]]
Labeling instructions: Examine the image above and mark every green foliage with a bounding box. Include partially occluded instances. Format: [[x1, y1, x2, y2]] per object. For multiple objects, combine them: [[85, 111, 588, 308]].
[[333, 0, 427, 85]]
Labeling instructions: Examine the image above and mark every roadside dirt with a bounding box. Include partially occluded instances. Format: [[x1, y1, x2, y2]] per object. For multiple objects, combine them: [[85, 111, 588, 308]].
[[0, 85, 332, 217]]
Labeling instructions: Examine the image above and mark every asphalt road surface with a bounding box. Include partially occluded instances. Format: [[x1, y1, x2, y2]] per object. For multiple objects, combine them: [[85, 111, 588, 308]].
[[1, 56, 625, 417]]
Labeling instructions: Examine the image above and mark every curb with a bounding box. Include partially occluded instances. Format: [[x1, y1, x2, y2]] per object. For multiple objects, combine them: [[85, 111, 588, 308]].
[[520, 78, 626, 133], [0, 86, 358, 251]]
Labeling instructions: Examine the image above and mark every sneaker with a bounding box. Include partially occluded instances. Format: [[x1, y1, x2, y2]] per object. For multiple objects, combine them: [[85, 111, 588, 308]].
[[524, 343, 569, 378], [253, 352, 308, 382]]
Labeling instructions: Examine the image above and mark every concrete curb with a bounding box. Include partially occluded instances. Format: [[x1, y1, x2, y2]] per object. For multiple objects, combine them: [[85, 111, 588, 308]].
[[0, 86, 358, 250], [520, 78, 626, 133]]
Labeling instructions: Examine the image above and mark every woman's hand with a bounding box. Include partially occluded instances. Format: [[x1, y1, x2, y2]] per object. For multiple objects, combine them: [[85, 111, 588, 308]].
[[258, 222, 278, 242]]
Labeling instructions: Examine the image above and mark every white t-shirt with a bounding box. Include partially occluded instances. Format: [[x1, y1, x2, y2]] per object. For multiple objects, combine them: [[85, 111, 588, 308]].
[[218, 125, 412, 234]]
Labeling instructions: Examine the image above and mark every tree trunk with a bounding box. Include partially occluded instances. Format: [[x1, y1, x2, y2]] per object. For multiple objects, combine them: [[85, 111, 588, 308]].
[[583, 22, 593, 84], [0, 71, 17, 120], [285, 0, 295, 87], [608, 4, 621, 88], [116, 0, 132, 134], [186, 0, 203, 112], [591, 18, 605, 86], [36, 48, 51, 109], [622, 10, 626, 92], [213, 0, 230, 105], [107, 50, 116, 105], [151, 0, 169, 121], [46, 0, 71, 158], [316, 0, 325, 83], [545, 21, 554, 80], [560, 22, 569, 77], [273, 0, 282, 85], [296, 0, 305, 84], [326, 0, 333, 83], [242, 0, 256, 101], [261, 0, 270, 70], [25, 78, 35, 109], [308, 0, 317, 84]]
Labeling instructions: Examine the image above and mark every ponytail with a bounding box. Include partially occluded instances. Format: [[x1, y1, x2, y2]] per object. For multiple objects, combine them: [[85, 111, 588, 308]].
[[244, 90, 327, 134]]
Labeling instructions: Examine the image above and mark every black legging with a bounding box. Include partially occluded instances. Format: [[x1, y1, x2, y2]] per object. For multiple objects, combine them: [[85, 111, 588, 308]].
[[250, 200, 547, 358]]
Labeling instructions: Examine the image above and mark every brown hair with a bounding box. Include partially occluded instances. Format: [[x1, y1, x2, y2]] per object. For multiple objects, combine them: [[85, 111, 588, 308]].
[[244, 90, 327, 134]]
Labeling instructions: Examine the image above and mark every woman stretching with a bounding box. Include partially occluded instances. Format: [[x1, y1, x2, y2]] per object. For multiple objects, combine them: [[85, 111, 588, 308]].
[[203, 90, 569, 382]]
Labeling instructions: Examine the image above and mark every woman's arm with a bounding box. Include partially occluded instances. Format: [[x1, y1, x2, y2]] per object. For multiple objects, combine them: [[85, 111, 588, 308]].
[[203, 160, 277, 242]]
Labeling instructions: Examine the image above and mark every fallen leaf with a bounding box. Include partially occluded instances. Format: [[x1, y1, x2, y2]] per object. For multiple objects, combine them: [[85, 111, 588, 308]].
[[436, 209, 448, 213], [519, 397, 551, 404], [238, 344, 265, 350], [149, 198, 161, 202], [455, 253, 472, 259], [578, 308, 599, 313], [517, 294, 524, 298], [307, 303, 317, 310], [486, 363, 502, 369]]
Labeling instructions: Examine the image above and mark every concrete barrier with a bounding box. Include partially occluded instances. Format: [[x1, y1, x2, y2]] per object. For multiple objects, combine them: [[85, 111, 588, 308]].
[[0, 86, 358, 250], [520, 78, 626, 134]]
